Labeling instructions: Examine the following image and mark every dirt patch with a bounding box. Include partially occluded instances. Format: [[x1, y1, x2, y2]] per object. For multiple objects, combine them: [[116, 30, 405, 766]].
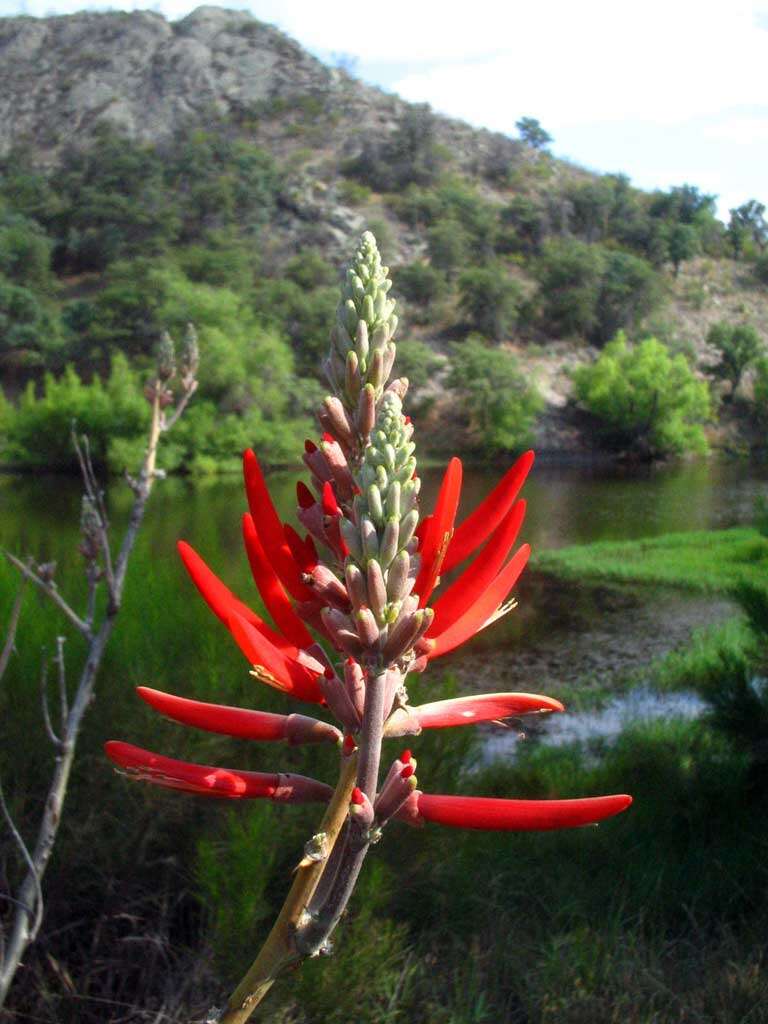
[[437, 573, 737, 705]]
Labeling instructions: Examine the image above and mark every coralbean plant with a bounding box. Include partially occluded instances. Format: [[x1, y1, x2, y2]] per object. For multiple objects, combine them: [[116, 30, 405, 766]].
[[107, 233, 631, 1022]]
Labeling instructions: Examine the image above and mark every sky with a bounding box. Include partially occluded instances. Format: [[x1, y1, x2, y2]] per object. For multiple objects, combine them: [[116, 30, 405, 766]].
[[3, 0, 768, 218]]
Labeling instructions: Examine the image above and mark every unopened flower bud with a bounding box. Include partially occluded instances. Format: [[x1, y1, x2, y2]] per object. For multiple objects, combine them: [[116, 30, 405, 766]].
[[386, 550, 410, 602], [180, 323, 199, 384], [366, 559, 387, 622], [343, 658, 366, 719], [156, 330, 176, 382], [355, 606, 380, 647]]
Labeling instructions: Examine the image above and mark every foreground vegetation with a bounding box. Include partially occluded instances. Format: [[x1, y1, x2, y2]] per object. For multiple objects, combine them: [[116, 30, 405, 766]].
[[2, 478, 768, 1022]]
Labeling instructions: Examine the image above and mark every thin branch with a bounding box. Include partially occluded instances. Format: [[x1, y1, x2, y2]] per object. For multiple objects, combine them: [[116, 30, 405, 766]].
[[55, 636, 68, 732], [0, 577, 27, 684], [73, 431, 115, 594], [1, 553, 91, 639], [162, 381, 198, 433], [39, 657, 62, 749], [0, 780, 43, 943]]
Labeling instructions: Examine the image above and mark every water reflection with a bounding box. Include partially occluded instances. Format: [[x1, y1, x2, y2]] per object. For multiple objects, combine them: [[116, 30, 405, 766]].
[[482, 687, 706, 763]]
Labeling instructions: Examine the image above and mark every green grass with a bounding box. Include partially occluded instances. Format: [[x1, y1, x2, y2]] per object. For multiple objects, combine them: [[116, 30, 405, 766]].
[[534, 526, 768, 593]]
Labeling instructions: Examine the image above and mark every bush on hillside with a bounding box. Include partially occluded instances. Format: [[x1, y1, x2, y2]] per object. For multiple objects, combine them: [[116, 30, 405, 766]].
[[445, 337, 542, 455], [573, 334, 711, 458], [535, 238, 603, 338], [707, 322, 764, 397], [535, 240, 661, 343], [457, 265, 524, 340]]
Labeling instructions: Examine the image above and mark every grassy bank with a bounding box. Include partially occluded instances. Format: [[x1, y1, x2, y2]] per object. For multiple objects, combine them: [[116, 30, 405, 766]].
[[534, 526, 768, 593]]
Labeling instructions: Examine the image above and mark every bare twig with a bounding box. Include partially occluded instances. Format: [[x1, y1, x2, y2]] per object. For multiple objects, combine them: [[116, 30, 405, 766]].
[[1, 553, 91, 638], [39, 657, 62, 749]]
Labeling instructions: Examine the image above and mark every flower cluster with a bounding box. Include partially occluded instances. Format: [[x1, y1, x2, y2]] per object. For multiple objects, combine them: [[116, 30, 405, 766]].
[[106, 232, 630, 1012]]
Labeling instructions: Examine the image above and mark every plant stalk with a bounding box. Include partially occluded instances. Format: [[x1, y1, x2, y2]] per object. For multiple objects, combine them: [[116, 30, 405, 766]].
[[218, 753, 359, 1024]]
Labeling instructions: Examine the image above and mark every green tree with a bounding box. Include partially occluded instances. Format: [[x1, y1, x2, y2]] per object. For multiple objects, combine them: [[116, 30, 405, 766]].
[[535, 238, 603, 338], [345, 105, 446, 191], [666, 223, 698, 276], [427, 220, 469, 276], [728, 200, 768, 258], [446, 337, 542, 454], [498, 195, 547, 255], [458, 265, 524, 340], [394, 263, 446, 323], [706, 322, 764, 397], [0, 278, 62, 360], [594, 250, 661, 344], [0, 210, 55, 292], [4, 355, 148, 470], [567, 179, 615, 243], [573, 334, 711, 458], [516, 116, 552, 150]]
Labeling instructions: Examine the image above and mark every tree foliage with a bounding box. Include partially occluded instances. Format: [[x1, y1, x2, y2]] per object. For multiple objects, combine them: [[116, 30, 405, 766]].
[[573, 334, 711, 457], [707, 322, 764, 396], [458, 265, 524, 340], [446, 337, 542, 454], [516, 117, 552, 150]]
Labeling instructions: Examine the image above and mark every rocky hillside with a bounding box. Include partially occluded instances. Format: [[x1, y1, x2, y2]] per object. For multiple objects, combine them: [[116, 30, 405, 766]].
[[0, 6, 520, 174]]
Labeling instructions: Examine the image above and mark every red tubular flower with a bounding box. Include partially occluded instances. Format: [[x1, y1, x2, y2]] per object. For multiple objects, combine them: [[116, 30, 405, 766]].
[[227, 611, 325, 703], [105, 741, 333, 803], [385, 692, 564, 735], [441, 450, 535, 574], [241, 514, 314, 648], [399, 791, 632, 830], [414, 457, 463, 605], [428, 500, 526, 636], [426, 543, 531, 658], [243, 449, 315, 603], [177, 540, 283, 644], [136, 687, 341, 744]]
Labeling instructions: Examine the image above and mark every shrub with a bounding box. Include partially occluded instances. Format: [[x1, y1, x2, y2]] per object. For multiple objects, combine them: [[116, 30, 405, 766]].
[[573, 334, 711, 458], [458, 265, 524, 340], [394, 262, 446, 318], [707, 322, 764, 397], [754, 357, 768, 428], [427, 219, 469, 275], [4, 355, 148, 470], [753, 253, 768, 286], [535, 238, 603, 338], [594, 250, 662, 345], [445, 336, 542, 454]]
